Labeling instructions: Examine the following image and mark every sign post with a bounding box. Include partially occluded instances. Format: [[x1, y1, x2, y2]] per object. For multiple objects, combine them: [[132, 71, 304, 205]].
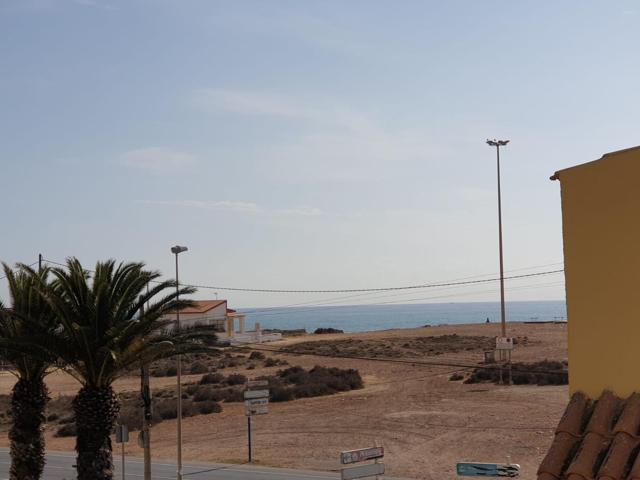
[[244, 380, 269, 463], [115, 424, 129, 480], [495, 337, 514, 385], [340, 446, 385, 480]]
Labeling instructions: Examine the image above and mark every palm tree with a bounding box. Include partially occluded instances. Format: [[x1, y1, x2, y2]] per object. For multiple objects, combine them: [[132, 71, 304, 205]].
[[32, 258, 212, 480], [0, 264, 58, 480]]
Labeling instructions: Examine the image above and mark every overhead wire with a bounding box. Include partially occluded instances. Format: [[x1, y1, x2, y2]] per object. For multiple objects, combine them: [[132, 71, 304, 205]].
[[42, 256, 563, 295], [0, 261, 40, 281], [239, 262, 564, 313]]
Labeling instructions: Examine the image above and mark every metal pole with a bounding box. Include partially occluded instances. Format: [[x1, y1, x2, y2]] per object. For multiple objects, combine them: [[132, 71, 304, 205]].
[[175, 253, 183, 480], [140, 299, 152, 480], [248, 416, 252, 463], [496, 144, 506, 339], [122, 442, 125, 480]]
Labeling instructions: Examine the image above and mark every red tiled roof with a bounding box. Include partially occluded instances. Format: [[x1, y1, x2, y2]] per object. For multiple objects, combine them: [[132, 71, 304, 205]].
[[538, 391, 640, 480], [173, 300, 227, 314]]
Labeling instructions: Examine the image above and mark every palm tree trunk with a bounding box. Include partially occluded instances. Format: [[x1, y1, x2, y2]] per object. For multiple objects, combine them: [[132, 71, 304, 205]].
[[73, 385, 120, 480], [9, 376, 49, 480]]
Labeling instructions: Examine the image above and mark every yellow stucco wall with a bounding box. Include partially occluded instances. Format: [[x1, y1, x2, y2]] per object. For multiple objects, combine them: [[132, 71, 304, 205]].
[[556, 146, 640, 398]]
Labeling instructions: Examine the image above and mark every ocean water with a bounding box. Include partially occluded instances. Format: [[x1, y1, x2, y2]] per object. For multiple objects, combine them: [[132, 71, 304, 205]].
[[239, 300, 567, 333]]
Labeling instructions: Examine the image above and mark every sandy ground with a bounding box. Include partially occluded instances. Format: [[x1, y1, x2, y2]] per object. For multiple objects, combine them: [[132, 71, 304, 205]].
[[0, 321, 568, 480]]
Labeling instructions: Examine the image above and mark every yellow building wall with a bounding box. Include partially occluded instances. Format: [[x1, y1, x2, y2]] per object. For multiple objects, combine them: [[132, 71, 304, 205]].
[[557, 147, 640, 398]]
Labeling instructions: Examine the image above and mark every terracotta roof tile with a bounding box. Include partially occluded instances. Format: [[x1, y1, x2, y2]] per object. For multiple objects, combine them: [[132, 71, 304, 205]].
[[557, 392, 592, 437], [627, 449, 640, 479], [613, 393, 640, 437], [585, 391, 621, 436], [598, 434, 639, 480], [170, 300, 227, 314], [539, 432, 581, 479], [566, 432, 611, 480], [539, 391, 640, 480]]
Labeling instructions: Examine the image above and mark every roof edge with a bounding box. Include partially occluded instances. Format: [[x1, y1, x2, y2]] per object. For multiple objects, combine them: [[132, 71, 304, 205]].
[[551, 145, 640, 181]]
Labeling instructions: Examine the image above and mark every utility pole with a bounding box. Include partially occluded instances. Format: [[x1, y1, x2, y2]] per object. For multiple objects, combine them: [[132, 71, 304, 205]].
[[38, 253, 42, 272], [139, 298, 152, 480]]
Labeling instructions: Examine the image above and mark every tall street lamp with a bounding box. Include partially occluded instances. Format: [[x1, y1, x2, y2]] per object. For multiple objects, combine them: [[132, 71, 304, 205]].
[[171, 245, 188, 480], [486, 139, 509, 339]]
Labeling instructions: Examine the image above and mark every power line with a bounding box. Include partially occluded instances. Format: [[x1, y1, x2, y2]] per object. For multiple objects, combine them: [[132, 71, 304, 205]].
[[241, 280, 566, 317], [182, 269, 565, 294], [240, 262, 564, 312], [0, 261, 40, 281], [42, 257, 563, 294]]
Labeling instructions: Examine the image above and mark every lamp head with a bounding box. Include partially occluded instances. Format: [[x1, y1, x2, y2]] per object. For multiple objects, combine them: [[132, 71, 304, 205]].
[[487, 139, 510, 147], [171, 245, 188, 254]]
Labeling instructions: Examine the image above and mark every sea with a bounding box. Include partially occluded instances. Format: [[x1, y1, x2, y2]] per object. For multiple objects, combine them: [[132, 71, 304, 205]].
[[239, 300, 567, 334]]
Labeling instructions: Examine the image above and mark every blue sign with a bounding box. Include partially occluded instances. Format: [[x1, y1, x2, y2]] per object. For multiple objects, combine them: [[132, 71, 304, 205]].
[[456, 462, 520, 477]]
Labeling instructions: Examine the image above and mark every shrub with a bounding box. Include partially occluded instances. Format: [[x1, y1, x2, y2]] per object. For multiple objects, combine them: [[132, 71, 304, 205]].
[[193, 387, 217, 402], [226, 373, 247, 386], [197, 401, 222, 415], [155, 400, 194, 419], [200, 373, 224, 385], [449, 373, 464, 381], [270, 385, 295, 402], [279, 366, 307, 385], [155, 400, 177, 420], [185, 384, 199, 396], [118, 405, 142, 431], [221, 387, 244, 403], [190, 362, 209, 374], [267, 365, 363, 401], [249, 351, 265, 360], [59, 415, 75, 425], [314, 328, 344, 334], [264, 357, 278, 367], [464, 360, 567, 386], [55, 423, 77, 437]]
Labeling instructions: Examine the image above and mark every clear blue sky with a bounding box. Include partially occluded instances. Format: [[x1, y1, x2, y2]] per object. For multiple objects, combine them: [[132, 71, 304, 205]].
[[2, 0, 638, 307]]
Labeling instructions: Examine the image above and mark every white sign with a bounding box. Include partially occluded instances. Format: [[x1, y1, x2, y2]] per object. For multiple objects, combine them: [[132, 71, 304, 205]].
[[247, 379, 269, 388], [495, 337, 514, 351], [341, 447, 384, 465], [246, 398, 269, 407], [245, 405, 269, 416], [341, 463, 385, 480], [244, 389, 269, 400]]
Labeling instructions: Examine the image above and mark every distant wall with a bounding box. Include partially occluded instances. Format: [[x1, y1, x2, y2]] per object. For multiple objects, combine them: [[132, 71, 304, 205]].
[[557, 147, 640, 397]]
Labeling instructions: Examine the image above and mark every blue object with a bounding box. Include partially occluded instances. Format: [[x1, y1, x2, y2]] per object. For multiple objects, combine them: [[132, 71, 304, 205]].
[[456, 462, 520, 477]]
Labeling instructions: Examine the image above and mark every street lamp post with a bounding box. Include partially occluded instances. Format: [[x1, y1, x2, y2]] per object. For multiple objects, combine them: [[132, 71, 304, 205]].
[[171, 245, 188, 480], [486, 139, 511, 384], [486, 139, 509, 337]]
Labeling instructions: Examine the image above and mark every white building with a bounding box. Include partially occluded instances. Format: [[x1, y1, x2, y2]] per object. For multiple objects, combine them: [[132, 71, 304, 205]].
[[162, 299, 281, 344]]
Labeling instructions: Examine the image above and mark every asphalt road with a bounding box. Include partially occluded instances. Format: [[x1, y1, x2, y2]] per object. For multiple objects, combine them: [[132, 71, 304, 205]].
[[0, 450, 404, 480]]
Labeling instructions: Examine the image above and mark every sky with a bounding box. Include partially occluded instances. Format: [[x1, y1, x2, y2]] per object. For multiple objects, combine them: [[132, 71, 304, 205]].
[[1, 0, 639, 308]]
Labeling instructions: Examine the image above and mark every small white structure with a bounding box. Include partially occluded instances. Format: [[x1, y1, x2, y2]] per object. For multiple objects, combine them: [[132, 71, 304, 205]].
[[162, 300, 281, 344]]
